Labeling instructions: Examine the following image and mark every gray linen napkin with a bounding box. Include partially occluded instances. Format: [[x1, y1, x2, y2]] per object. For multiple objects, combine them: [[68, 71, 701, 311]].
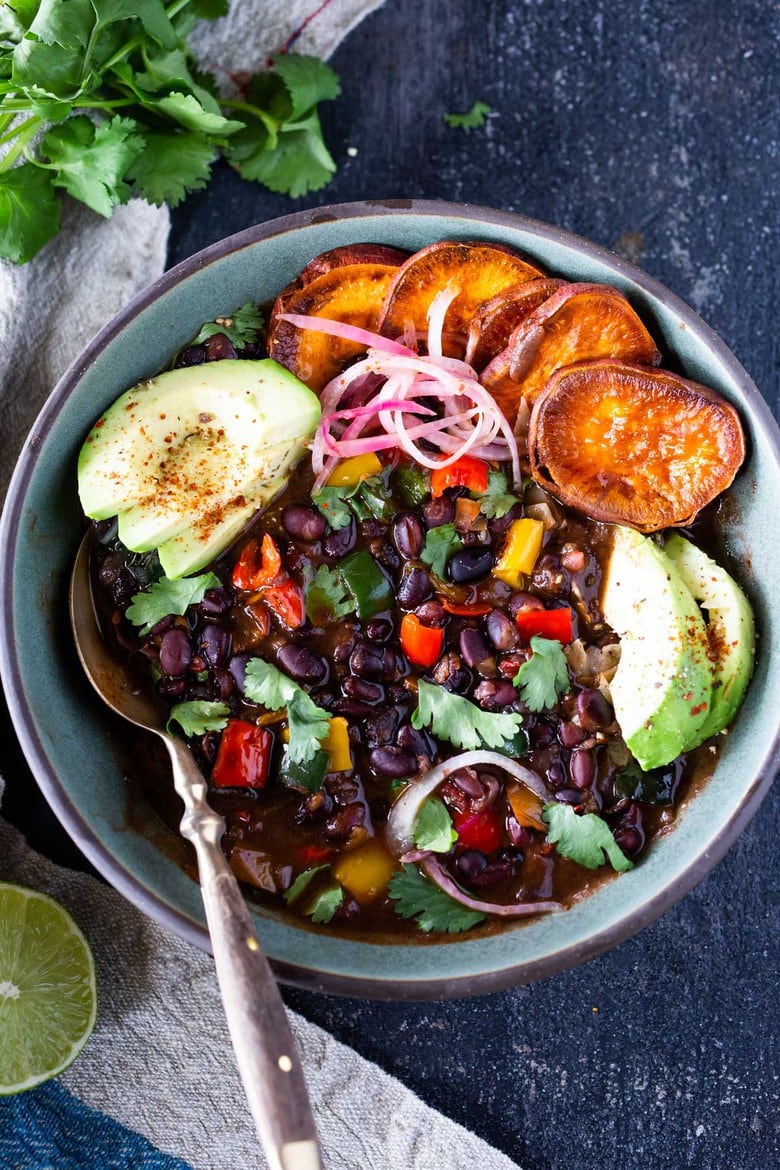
[[0, 4, 522, 1167]]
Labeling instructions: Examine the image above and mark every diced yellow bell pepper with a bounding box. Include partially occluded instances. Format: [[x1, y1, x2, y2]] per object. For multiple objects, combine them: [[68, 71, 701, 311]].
[[332, 838, 396, 904], [326, 453, 383, 487], [322, 717, 352, 773], [493, 518, 545, 589], [506, 781, 546, 831]]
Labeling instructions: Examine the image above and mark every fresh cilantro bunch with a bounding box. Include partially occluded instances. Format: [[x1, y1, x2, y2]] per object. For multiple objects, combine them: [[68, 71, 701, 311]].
[[0, 1, 341, 264]]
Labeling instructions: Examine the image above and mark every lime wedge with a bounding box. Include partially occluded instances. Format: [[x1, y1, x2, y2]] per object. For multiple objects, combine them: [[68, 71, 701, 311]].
[[0, 883, 97, 1095]]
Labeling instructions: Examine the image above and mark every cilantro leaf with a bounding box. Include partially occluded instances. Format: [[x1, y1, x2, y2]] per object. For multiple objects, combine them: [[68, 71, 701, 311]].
[[311, 487, 353, 531], [41, 115, 144, 216], [307, 883, 344, 924], [444, 101, 492, 130], [388, 864, 486, 933], [166, 700, 229, 737], [191, 301, 264, 348], [412, 679, 524, 752], [420, 523, 462, 578], [152, 90, 243, 135], [478, 470, 519, 519], [243, 659, 330, 766], [125, 571, 221, 635], [234, 108, 336, 198], [127, 130, 216, 208], [543, 804, 633, 873], [513, 636, 570, 712], [0, 162, 61, 263], [284, 865, 328, 905], [273, 53, 341, 121], [412, 799, 458, 854], [305, 564, 356, 625]]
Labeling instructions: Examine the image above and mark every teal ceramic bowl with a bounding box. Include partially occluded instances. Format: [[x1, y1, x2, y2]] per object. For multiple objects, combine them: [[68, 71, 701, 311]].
[[2, 200, 778, 998]]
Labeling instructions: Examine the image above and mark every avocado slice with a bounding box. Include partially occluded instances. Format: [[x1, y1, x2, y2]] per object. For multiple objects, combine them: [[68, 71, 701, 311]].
[[601, 526, 712, 770], [663, 533, 755, 742], [78, 359, 321, 577]]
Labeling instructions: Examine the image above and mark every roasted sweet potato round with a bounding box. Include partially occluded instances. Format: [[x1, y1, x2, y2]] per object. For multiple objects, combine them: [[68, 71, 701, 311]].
[[267, 263, 400, 392], [378, 240, 544, 348], [298, 243, 409, 286], [465, 278, 564, 371], [528, 359, 746, 532]]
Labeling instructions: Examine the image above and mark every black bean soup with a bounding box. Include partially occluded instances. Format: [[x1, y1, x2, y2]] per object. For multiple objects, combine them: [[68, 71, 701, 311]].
[[87, 321, 721, 941]]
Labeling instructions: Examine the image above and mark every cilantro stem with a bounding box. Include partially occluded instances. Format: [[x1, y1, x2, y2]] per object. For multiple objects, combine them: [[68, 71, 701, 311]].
[[99, 0, 194, 74], [0, 117, 41, 173], [219, 98, 279, 134], [0, 115, 36, 147]]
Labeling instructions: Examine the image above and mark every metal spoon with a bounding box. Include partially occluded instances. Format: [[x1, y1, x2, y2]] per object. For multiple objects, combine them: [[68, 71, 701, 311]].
[[69, 534, 322, 1170]]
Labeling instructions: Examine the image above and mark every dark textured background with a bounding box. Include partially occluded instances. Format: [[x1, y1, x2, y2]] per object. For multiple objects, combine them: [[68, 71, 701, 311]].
[[3, 1, 779, 1168]]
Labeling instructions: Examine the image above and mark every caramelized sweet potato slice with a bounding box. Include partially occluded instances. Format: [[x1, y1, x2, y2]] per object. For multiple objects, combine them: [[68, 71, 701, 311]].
[[378, 240, 544, 349], [465, 278, 564, 370], [298, 243, 408, 286], [528, 359, 746, 532], [267, 264, 399, 392], [480, 283, 660, 430]]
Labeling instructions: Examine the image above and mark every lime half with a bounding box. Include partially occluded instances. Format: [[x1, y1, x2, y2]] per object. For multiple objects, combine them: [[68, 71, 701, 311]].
[[0, 883, 97, 1095]]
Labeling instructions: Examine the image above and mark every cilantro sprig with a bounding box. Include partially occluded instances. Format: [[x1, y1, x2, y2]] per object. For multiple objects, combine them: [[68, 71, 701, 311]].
[[125, 571, 220, 634], [513, 636, 571, 712], [543, 804, 633, 873], [312, 474, 393, 531], [0, 3, 341, 264], [388, 864, 486, 933], [412, 798, 458, 854], [166, 700, 229, 737], [420, 523, 462, 578], [190, 302, 264, 349], [412, 679, 524, 752], [304, 564, 356, 625], [243, 658, 330, 767], [478, 470, 519, 519], [443, 101, 492, 131]]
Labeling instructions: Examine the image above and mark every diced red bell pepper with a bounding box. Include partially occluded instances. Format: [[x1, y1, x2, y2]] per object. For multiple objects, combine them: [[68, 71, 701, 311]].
[[232, 533, 283, 591], [452, 806, 503, 853], [400, 612, 444, 668], [297, 844, 332, 866], [441, 599, 493, 617], [515, 606, 574, 644], [211, 720, 273, 789], [430, 455, 489, 498], [263, 578, 305, 629]]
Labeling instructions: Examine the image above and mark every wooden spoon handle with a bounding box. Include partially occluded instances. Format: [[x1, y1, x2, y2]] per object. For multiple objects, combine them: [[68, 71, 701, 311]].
[[166, 734, 322, 1170]]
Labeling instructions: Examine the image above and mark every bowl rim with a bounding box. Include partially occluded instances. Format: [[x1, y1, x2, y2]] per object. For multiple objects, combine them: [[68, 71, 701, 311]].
[[2, 198, 779, 1000]]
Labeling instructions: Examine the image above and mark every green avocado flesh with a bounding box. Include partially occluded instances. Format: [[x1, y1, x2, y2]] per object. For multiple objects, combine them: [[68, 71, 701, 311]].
[[77, 359, 321, 578], [601, 526, 712, 770], [663, 533, 755, 742]]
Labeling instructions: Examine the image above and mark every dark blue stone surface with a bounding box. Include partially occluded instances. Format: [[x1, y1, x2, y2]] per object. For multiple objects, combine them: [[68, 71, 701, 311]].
[[3, 2, 777, 1167]]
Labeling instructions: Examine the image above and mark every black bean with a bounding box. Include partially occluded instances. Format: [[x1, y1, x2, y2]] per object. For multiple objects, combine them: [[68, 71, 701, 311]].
[[546, 761, 567, 789], [149, 615, 174, 637], [369, 746, 417, 778], [488, 503, 523, 538], [506, 817, 532, 848], [330, 698, 377, 718], [361, 518, 387, 539], [614, 827, 643, 857], [554, 788, 582, 804], [323, 803, 365, 843], [201, 624, 231, 669], [277, 644, 329, 685], [282, 504, 327, 542], [370, 538, 400, 573], [364, 617, 393, 642], [414, 599, 446, 627], [392, 513, 424, 559], [332, 634, 357, 666], [96, 552, 138, 610], [158, 676, 187, 698], [343, 677, 384, 704], [396, 723, 435, 758], [473, 679, 517, 709], [485, 609, 517, 651], [448, 547, 495, 583], [423, 497, 454, 528], [559, 720, 587, 748], [459, 628, 493, 671], [228, 654, 250, 694], [204, 333, 237, 361], [323, 516, 357, 559], [470, 859, 515, 887], [364, 707, 403, 748], [214, 668, 235, 701], [159, 628, 192, 677], [397, 565, 433, 608], [570, 749, 595, 789], [174, 345, 206, 368], [576, 688, 613, 731], [508, 591, 545, 617], [456, 851, 488, 881], [349, 644, 397, 681], [198, 587, 233, 616], [530, 719, 557, 748]]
